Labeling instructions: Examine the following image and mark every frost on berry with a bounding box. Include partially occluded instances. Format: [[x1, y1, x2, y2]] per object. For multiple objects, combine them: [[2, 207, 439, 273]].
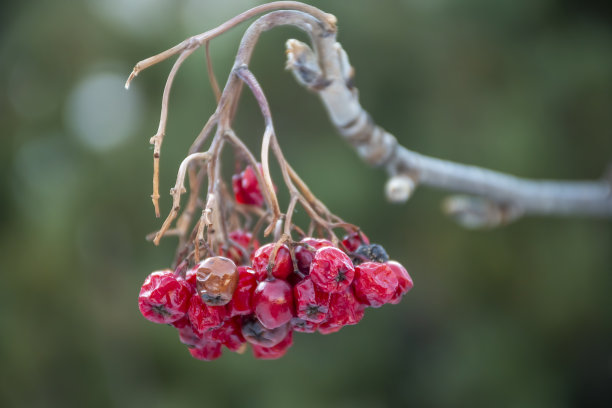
[[341, 231, 369, 253], [189, 339, 223, 361], [232, 164, 265, 206], [195, 256, 238, 306], [253, 279, 295, 329], [251, 330, 293, 360], [294, 277, 330, 323], [294, 238, 333, 275], [386, 261, 413, 304], [138, 270, 191, 324], [353, 262, 398, 307], [188, 294, 227, 335], [241, 316, 290, 347], [310, 247, 355, 293], [252, 243, 293, 281], [227, 266, 257, 317], [351, 243, 389, 265]]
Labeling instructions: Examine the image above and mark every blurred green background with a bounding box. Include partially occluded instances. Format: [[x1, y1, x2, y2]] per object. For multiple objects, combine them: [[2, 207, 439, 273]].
[[1, 0, 611, 407]]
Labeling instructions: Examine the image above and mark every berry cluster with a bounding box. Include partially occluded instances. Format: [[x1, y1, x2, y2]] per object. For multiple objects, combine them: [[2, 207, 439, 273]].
[[139, 228, 412, 361]]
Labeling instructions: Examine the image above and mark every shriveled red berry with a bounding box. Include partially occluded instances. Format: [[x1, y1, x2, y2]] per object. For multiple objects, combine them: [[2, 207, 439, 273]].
[[342, 231, 369, 252], [207, 316, 246, 352], [294, 277, 330, 323], [172, 316, 207, 348], [188, 340, 222, 361], [317, 320, 343, 335], [252, 330, 293, 360], [310, 247, 355, 293], [253, 279, 294, 329], [353, 262, 398, 307], [291, 317, 319, 333], [252, 243, 293, 281], [387, 261, 413, 304], [221, 230, 259, 264], [138, 270, 191, 324], [325, 288, 364, 327], [294, 238, 333, 275], [188, 294, 227, 335], [227, 266, 257, 317], [241, 316, 289, 347], [232, 164, 264, 206], [195, 256, 238, 306]]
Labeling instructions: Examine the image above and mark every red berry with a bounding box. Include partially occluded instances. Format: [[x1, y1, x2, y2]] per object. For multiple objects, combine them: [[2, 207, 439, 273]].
[[221, 230, 260, 264], [252, 330, 293, 360], [325, 288, 364, 327], [138, 270, 191, 324], [207, 317, 246, 352], [310, 247, 355, 293], [317, 320, 343, 335], [241, 316, 289, 347], [387, 261, 413, 304], [353, 262, 398, 307], [252, 243, 293, 281], [294, 238, 333, 275], [188, 340, 222, 361], [294, 277, 330, 323], [291, 317, 319, 333], [227, 266, 257, 317], [253, 279, 294, 329], [342, 231, 369, 252], [188, 294, 227, 335], [195, 256, 238, 306], [232, 164, 264, 206]]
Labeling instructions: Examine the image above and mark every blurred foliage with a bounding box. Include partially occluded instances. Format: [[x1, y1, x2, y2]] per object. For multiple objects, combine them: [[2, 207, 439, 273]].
[[1, 0, 611, 407]]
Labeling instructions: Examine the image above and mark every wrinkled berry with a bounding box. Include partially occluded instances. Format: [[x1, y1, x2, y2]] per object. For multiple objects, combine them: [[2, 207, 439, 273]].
[[252, 243, 293, 281], [253, 279, 294, 329], [138, 270, 191, 324], [188, 340, 222, 361], [294, 238, 333, 275], [232, 164, 264, 206], [387, 261, 413, 304], [208, 317, 246, 352], [325, 288, 364, 327], [294, 277, 330, 323], [352, 244, 389, 265], [221, 230, 259, 264], [310, 247, 355, 293], [252, 330, 293, 360], [241, 316, 289, 347], [291, 317, 319, 333], [342, 231, 369, 252], [172, 316, 206, 348], [195, 256, 238, 306], [188, 294, 227, 335], [227, 266, 257, 317], [353, 262, 398, 307]]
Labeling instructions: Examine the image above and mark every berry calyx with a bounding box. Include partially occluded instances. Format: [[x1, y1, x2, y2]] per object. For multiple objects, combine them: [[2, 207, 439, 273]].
[[138, 270, 191, 324], [195, 256, 238, 306], [353, 262, 398, 307], [188, 294, 227, 335], [252, 243, 293, 281], [253, 279, 294, 329], [310, 247, 355, 293], [241, 316, 290, 347]]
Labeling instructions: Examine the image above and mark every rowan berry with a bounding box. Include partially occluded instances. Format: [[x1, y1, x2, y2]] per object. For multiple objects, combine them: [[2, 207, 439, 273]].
[[290, 317, 319, 333], [253, 279, 294, 329], [386, 261, 413, 304], [138, 270, 191, 324], [188, 340, 223, 361], [221, 230, 259, 264], [310, 247, 355, 293], [294, 277, 330, 323], [294, 238, 333, 275], [325, 287, 363, 327], [252, 243, 293, 281], [341, 231, 369, 252], [353, 262, 398, 307], [241, 316, 289, 347], [207, 316, 246, 352], [232, 164, 264, 206], [251, 330, 293, 360], [195, 256, 238, 306], [187, 294, 227, 335], [227, 266, 257, 317], [352, 243, 389, 265]]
